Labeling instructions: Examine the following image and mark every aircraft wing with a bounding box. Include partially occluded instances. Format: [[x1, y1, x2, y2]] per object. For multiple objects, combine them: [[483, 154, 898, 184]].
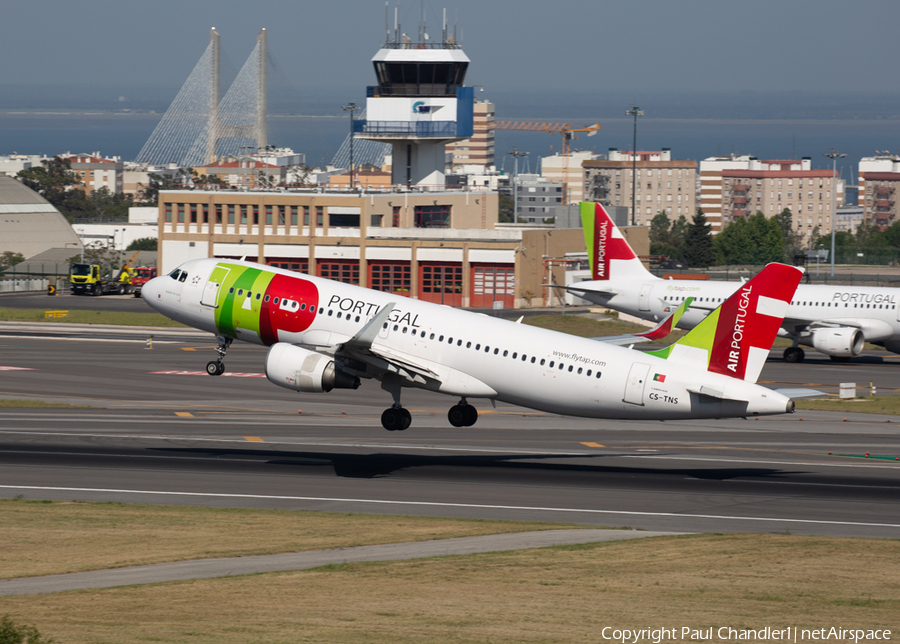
[[590, 297, 694, 345], [337, 302, 439, 385]]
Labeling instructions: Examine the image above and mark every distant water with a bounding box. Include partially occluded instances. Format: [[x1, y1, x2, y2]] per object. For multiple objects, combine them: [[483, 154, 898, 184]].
[[2, 110, 898, 179]]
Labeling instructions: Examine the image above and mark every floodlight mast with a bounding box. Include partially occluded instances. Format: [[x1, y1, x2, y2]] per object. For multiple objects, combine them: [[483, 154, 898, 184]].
[[824, 148, 846, 277], [626, 105, 644, 226]]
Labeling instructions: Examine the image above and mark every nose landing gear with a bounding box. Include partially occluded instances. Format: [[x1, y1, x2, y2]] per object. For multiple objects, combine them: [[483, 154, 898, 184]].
[[206, 335, 232, 376]]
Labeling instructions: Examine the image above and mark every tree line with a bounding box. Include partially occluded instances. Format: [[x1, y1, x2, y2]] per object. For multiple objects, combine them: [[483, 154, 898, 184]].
[[649, 208, 900, 268]]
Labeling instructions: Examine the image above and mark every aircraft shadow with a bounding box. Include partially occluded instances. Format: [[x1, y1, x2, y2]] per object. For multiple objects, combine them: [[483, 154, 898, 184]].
[[150, 446, 802, 483]]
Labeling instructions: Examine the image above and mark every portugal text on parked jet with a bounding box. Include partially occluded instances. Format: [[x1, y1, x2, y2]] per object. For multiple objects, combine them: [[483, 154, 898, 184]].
[[142, 257, 801, 430], [571, 201, 900, 363]]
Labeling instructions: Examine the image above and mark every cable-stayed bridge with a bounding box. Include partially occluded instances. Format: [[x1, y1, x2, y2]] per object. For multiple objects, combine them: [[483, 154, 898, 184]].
[[135, 28, 269, 167]]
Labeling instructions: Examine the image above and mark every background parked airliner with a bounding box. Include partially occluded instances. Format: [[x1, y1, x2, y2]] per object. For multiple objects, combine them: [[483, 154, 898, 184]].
[[570, 202, 900, 363], [142, 256, 801, 431]]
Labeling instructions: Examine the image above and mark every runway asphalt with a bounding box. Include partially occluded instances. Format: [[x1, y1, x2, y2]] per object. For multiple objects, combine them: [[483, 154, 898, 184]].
[[0, 324, 899, 539]]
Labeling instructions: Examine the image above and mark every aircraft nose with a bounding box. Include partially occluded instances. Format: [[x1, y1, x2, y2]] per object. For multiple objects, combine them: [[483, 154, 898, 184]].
[[141, 276, 163, 311]]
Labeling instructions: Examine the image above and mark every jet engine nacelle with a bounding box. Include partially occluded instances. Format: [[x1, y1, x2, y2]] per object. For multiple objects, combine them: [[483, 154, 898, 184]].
[[810, 327, 864, 357], [265, 342, 360, 393]]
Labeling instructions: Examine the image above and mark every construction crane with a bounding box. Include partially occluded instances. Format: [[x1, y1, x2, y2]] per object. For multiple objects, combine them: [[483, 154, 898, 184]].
[[493, 121, 601, 204]]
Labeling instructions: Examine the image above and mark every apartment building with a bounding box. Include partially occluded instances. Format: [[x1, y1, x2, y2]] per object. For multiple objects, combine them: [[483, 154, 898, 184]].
[[702, 156, 842, 236], [583, 149, 697, 226], [61, 152, 123, 195], [446, 100, 495, 169], [858, 154, 900, 229], [718, 158, 842, 240], [540, 150, 597, 204], [508, 174, 563, 223]]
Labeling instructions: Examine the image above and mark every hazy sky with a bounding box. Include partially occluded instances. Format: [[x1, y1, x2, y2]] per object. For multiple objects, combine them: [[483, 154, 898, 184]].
[[2, 0, 898, 100]]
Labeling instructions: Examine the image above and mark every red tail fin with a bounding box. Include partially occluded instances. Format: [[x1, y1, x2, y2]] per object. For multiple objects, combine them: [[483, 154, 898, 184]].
[[580, 202, 652, 281]]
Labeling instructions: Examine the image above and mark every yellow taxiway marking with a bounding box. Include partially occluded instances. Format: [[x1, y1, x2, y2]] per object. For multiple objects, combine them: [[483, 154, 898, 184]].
[[174, 412, 194, 418], [244, 436, 265, 442], [580, 442, 605, 448], [181, 348, 197, 352]]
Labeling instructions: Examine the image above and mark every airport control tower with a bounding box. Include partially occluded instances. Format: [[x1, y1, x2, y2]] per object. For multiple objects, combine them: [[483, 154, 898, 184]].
[[354, 9, 474, 189]]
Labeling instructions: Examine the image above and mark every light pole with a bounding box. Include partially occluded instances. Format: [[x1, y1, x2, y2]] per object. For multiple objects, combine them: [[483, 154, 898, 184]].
[[824, 149, 846, 277], [507, 148, 528, 224], [626, 105, 643, 226], [342, 102, 360, 189]]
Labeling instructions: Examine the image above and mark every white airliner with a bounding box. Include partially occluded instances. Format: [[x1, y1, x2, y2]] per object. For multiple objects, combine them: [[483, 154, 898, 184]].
[[571, 201, 900, 363], [141, 257, 801, 431]]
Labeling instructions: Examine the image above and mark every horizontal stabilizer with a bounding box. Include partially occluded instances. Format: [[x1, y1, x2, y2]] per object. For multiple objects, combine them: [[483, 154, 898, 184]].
[[772, 388, 827, 399], [686, 385, 747, 402]]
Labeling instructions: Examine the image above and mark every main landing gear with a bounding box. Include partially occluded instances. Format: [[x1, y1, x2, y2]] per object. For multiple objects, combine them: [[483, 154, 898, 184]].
[[378, 379, 479, 432], [381, 406, 412, 431], [448, 398, 478, 428], [783, 346, 805, 363], [380, 377, 411, 431], [206, 335, 232, 376]]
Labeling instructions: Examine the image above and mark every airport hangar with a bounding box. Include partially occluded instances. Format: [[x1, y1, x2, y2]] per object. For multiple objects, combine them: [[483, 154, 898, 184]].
[[155, 190, 649, 310]]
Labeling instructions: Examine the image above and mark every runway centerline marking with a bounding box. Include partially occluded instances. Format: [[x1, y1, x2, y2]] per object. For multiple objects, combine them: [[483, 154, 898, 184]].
[[150, 371, 266, 378], [1, 485, 898, 531]]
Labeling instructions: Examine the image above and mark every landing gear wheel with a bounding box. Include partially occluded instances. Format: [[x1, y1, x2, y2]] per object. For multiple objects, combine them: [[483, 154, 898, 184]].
[[784, 347, 805, 363], [830, 355, 851, 363], [206, 361, 224, 376], [382, 407, 410, 431], [463, 404, 478, 427], [448, 405, 467, 427]]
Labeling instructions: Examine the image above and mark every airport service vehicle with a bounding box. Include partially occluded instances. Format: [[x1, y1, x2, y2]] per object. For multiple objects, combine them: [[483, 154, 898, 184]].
[[141, 257, 801, 431], [131, 267, 158, 298], [69, 263, 133, 296], [569, 201, 900, 363]]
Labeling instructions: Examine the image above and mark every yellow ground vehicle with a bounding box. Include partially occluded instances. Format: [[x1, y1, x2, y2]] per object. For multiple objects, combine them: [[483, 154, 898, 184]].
[[69, 263, 134, 296]]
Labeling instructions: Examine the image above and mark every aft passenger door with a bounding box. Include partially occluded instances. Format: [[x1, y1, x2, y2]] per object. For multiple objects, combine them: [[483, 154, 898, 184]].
[[623, 362, 650, 405], [639, 284, 652, 311]]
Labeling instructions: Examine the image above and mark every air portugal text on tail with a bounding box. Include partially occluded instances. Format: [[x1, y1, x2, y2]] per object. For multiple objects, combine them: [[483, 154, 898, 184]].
[[141, 257, 801, 431], [580, 201, 647, 281]]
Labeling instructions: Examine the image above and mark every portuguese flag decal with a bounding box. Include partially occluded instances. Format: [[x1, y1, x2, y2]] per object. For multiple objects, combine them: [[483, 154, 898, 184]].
[[653, 373, 666, 383]]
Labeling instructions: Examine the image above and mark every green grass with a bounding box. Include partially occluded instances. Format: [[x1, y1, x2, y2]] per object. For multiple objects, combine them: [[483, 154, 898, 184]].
[[795, 394, 900, 415], [0, 307, 185, 327], [0, 399, 95, 409], [0, 499, 581, 579]]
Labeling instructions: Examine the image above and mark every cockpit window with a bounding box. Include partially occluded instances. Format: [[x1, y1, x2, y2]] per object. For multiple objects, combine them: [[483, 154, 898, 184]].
[[169, 269, 182, 280], [178, 271, 188, 283]]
